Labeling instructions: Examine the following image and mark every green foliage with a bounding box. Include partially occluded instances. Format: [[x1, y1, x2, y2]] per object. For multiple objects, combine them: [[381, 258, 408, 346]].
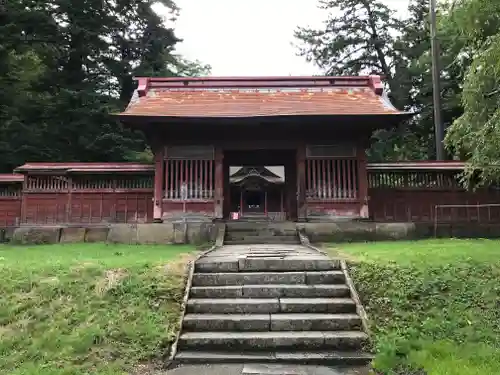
[[0, 243, 195, 375], [295, 0, 439, 160], [331, 239, 500, 374], [295, 0, 493, 162], [444, 0, 500, 184]]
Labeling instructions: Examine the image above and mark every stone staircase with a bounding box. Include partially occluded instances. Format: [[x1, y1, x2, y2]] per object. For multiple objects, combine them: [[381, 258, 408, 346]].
[[174, 244, 372, 365], [224, 222, 300, 245]]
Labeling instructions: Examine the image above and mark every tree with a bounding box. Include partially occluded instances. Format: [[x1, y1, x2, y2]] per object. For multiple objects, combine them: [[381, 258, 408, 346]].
[[295, 0, 436, 160], [295, 0, 406, 104], [0, 0, 210, 172], [444, 0, 500, 184]]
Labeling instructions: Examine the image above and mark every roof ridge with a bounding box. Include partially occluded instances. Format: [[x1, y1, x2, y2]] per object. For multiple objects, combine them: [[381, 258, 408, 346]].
[[135, 75, 383, 97]]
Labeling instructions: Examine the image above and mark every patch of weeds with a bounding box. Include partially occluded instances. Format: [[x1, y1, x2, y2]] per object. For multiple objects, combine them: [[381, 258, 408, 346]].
[[0, 243, 196, 375], [332, 239, 500, 375]]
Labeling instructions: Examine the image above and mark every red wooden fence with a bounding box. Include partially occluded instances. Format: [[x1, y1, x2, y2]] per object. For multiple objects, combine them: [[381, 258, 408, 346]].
[[367, 164, 500, 223], [1, 162, 500, 226], [0, 175, 22, 227]]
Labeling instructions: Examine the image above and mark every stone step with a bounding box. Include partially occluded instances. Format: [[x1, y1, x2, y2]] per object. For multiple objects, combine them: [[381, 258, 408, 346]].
[[178, 331, 368, 351], [175, 350, 373, 365], [195, 256, 339, 273], [186, 298, 356, 314], [182, 313, 362, 331], [191, 270, 346, 286], [225, 223, 296, 231], [190, 284, 351, 298], [225, 232, 298, 238], [224, 239, 300, 245]]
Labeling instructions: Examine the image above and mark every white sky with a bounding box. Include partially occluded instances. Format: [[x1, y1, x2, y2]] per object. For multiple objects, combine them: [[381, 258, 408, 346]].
[[164, 0, 411, 76]]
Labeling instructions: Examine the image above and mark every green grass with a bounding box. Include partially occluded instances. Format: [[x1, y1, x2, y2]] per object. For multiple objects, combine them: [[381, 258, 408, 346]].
[[328, 239, 500, 375], [0, 243, 197, 375]]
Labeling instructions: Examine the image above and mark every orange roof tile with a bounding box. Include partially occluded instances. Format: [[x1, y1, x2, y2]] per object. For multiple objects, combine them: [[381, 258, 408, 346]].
[[118, 76, 406, 118]]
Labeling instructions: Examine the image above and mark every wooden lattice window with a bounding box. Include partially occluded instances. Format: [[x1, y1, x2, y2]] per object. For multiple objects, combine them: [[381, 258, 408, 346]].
[[72, 176, 114, 190], [26, 176, 68, 191], [115, 175, 153, 189], [368, 170, 462, 190], [306, 159, 359, 199], [165, 159, 215, 200], [0, 184, 21, 197]]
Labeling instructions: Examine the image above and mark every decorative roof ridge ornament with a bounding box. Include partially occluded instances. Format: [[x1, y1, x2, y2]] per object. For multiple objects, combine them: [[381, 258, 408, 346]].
[[132, 75, 382, 96], [368, 75, 384, 95]]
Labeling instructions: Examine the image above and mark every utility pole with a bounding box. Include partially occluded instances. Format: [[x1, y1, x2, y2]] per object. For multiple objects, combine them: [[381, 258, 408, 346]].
[[430, 0, 445, 160]]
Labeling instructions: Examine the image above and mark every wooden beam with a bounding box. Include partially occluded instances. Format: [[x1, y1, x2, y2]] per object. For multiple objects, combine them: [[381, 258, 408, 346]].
[[214, 148, 224, 219], [153, 147, 164, 222]]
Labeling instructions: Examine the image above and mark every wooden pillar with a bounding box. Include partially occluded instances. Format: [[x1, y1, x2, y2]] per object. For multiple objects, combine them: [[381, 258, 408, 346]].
[[214, 147, 224, 219], [280, 188, 284, 220], [357, 147, 369, 218], [20, 176, 27, 225], [153, 147, 164, 223], [66, 176, 72, 223], [297, 144, 307, 221], [264, 190, 268, 217], [240, 189, 243, 216]]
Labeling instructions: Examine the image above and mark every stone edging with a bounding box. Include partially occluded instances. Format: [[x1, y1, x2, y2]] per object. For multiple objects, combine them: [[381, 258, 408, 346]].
[[298, 232, 372, 338], [215, 222, 226, 247], [165, 228, 224, 368], [340, 259, 371, 336]]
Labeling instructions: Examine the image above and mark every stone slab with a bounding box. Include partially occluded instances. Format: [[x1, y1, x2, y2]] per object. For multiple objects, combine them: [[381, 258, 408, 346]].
[[59, 227, 86, 243], [136, 223, 174, 244], [84, 227, 109, 242], [107, 224, 137, 244], [238, 257, 336, 272], [241, 284, 350, 298], [192, 272, 307, 286], [305, 271, 345, 285], [375, 222, 416, 240], [195, 257, 240, 273], [242, 363, 309, 374], [183, 313, 271, 331], [187, 298, 280, 314], [187, 222, 217, 245], [322, 331, 368, 350], [174, 350, 373, 367], [190, 286, 244, 298], [279, 298, 356, 314], [270, 313, 361, 331], [2, 227, 16, 242], [179, 331, 327, 350], [11, 226, 61, 245]]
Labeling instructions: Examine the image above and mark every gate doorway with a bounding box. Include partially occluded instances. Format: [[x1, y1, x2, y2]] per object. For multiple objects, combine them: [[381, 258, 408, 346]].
[[223, 149, 297, 221]]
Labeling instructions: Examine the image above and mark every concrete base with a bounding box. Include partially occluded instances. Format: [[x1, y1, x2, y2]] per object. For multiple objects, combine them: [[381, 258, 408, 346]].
[[8, 222, 220, 245], [6, 220, 500, 245]]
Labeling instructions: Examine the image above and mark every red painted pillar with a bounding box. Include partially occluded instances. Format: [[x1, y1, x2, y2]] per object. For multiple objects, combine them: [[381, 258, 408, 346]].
[[357, 147, 369, 218], [153, 147, 164, 223], [297, 144, 307, 221], [214, 147, 224, 219]]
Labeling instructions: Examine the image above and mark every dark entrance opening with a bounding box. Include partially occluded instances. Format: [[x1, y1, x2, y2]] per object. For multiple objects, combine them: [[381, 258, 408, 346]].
[[223, 149, 297, 221], [245, 191, 262, 209]]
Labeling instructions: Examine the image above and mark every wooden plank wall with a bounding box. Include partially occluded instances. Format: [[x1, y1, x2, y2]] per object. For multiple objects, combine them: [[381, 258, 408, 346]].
[[19, 174, 154, 225], [368, 169, 500, 223]]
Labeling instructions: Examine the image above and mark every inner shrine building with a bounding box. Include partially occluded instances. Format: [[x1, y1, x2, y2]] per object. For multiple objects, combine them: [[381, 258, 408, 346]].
[[117, 76, 411, 222]]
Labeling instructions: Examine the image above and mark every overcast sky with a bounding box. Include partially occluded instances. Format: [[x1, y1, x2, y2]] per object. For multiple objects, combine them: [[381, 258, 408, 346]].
[[163, 0, 411, 76]]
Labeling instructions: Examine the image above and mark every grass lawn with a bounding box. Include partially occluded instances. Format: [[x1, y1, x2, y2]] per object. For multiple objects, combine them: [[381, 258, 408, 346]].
[[328, 239, 500, 375], [0, 243, 197, 375]]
